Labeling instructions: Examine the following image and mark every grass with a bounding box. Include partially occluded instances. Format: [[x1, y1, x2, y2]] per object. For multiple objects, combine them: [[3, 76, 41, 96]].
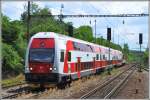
[[2, 73, 25, 88]]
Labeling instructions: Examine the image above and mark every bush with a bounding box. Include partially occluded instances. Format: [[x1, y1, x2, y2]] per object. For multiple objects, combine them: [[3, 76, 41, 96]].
[[2, 43, 23, 76]]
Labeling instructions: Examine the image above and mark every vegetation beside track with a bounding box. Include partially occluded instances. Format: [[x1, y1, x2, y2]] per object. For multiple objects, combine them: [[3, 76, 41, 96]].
[[2, 74, 25, 88]]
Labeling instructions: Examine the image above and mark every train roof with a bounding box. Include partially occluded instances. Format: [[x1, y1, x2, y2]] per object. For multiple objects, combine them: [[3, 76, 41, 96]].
[[32, 32, 122, 54]]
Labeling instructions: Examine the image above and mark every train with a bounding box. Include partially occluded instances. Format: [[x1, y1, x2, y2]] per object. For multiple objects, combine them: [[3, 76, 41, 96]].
[[25, 32, 125, 88]]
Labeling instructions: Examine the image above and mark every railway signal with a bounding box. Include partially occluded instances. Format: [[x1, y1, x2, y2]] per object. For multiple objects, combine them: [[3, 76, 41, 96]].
[[107, 28, 111, 75], [139, 33, 143, 72], [107, 28, 111, 41], [139, 33, 143, 44], [68, 24, 73, 37]]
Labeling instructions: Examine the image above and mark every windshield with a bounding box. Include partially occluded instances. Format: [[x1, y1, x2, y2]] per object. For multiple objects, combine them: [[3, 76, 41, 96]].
[[29, 48, 54, 63]]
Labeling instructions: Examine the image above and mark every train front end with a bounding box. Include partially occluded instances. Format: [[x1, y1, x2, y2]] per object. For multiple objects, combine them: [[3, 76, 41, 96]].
[[25, 33, 58, 86]]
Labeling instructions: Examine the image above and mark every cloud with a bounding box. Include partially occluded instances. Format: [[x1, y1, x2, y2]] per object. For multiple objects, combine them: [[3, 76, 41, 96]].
[[89, 1, 148, 14], [49, 8, 60, 15], [2, 1, 27, 20]]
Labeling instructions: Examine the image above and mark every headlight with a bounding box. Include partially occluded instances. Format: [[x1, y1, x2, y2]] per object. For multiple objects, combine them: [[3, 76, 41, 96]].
[[26, 67, 29, 70], [54, 67, 57, 71], [30, 67, 33, 70], [49, 67, 52, 70]]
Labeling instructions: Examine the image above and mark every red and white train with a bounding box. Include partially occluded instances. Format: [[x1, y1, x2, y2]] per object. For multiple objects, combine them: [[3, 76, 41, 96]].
[[25, 32, 125, 87]]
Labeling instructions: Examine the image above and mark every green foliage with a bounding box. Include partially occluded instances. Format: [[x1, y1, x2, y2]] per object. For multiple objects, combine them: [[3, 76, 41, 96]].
[[2, 15, 26, 78], [74, 26, 93, 42], [96, 37, 122, 51], [21, 3, 69, 37], [2, 43, 23, 74], [2, 74, 25, 87], [127, 52, 136, 62], [2, 15, 21, 44], [122, 44, 129, 60], [142, 49, 149, 67]]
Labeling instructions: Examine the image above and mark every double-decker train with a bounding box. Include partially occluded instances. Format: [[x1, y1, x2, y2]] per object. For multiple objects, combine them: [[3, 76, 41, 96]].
[[25, 32, 125, 88]]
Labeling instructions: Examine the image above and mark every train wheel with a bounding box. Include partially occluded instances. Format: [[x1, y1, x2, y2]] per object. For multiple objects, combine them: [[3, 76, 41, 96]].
[[67, 77, 72, 87], [40, 84, 45, 89], [57, 82, 66, 89]]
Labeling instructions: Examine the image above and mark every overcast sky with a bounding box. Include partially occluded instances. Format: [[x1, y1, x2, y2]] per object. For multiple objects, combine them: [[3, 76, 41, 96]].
[[2, 1, 149, 51]]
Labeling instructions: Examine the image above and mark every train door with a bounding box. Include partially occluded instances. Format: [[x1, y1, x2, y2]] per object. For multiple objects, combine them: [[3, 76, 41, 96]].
[[77, 57, 81, 78], [60, 49, 65, 71], [58, 38, 66, 74], [93, 57, 96, 73]]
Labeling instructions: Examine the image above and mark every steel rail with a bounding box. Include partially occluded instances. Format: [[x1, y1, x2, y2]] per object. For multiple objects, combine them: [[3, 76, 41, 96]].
[[80, 64, 137, 99], [143, 68, 149, 72], [104, 66, 136, 99], [2, 81, 26, 89], [2, 85, 30, 99]]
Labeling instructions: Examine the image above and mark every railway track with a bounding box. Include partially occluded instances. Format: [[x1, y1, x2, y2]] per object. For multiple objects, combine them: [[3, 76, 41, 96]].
[[2, 84, 29, 99], [143, 68, 149, 72], [80, 64, 138, 99], [2, 81, 26, 89], [2, 82, 54, 99]]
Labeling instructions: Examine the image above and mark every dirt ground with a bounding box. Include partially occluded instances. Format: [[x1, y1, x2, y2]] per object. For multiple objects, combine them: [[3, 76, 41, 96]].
[[114, 70, 149, 99]]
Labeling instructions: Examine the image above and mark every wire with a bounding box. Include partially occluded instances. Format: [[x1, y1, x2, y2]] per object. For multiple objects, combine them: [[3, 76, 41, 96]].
[[88, 3, 113, 27]]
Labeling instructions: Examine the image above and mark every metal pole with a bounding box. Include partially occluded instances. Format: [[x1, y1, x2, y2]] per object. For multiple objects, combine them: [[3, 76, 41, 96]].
[[95, 19, 96, 43], [139, 44, 142, 72], [60, 4, 64, 22], [108, 40, 111, 75], [118, 33, 119, 45], [27, 1, 30, 43], [113, 29, 114, 43]]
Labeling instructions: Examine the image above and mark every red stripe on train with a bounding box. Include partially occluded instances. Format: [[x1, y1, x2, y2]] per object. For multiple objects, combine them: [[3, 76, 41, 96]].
[[63, 40, 74, 73]]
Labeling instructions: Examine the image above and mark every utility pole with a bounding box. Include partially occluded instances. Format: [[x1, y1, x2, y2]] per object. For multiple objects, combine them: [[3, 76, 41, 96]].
[[94, 19, 96, 43], [101, 36, 103, 45], [60, 4, 64, 22], [27, 1, 30, 43], [117, 33, 119, 45], [60, 4, 64, 34], [113, 29, 114, 43]]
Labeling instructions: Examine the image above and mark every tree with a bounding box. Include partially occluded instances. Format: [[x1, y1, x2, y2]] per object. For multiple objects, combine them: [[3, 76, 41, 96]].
[[21, 3, 70, 37], [2, 43, 23, 75], [2, 15, 21, 44], [2, 15, 25, 77], [74, 26, 93, 42], [143, 48, 149, 67], [123, 43, 129, 60]]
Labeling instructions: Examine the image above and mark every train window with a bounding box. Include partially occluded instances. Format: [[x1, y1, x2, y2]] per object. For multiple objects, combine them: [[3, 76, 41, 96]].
[[87, 54, 89, 57], [29, 48, 55, 63], [96, 54, 99, 60], [103, 55, 105, 60], [68, 52, 71, 61], [100, 54, 101, 60], [112, 56, 114, 60], [73, 42, 93, 52], [60, 51, 64, 62]]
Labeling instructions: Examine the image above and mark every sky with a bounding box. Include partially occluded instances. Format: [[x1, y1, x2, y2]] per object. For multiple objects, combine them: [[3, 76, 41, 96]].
[[2, 1, 149, 51]]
